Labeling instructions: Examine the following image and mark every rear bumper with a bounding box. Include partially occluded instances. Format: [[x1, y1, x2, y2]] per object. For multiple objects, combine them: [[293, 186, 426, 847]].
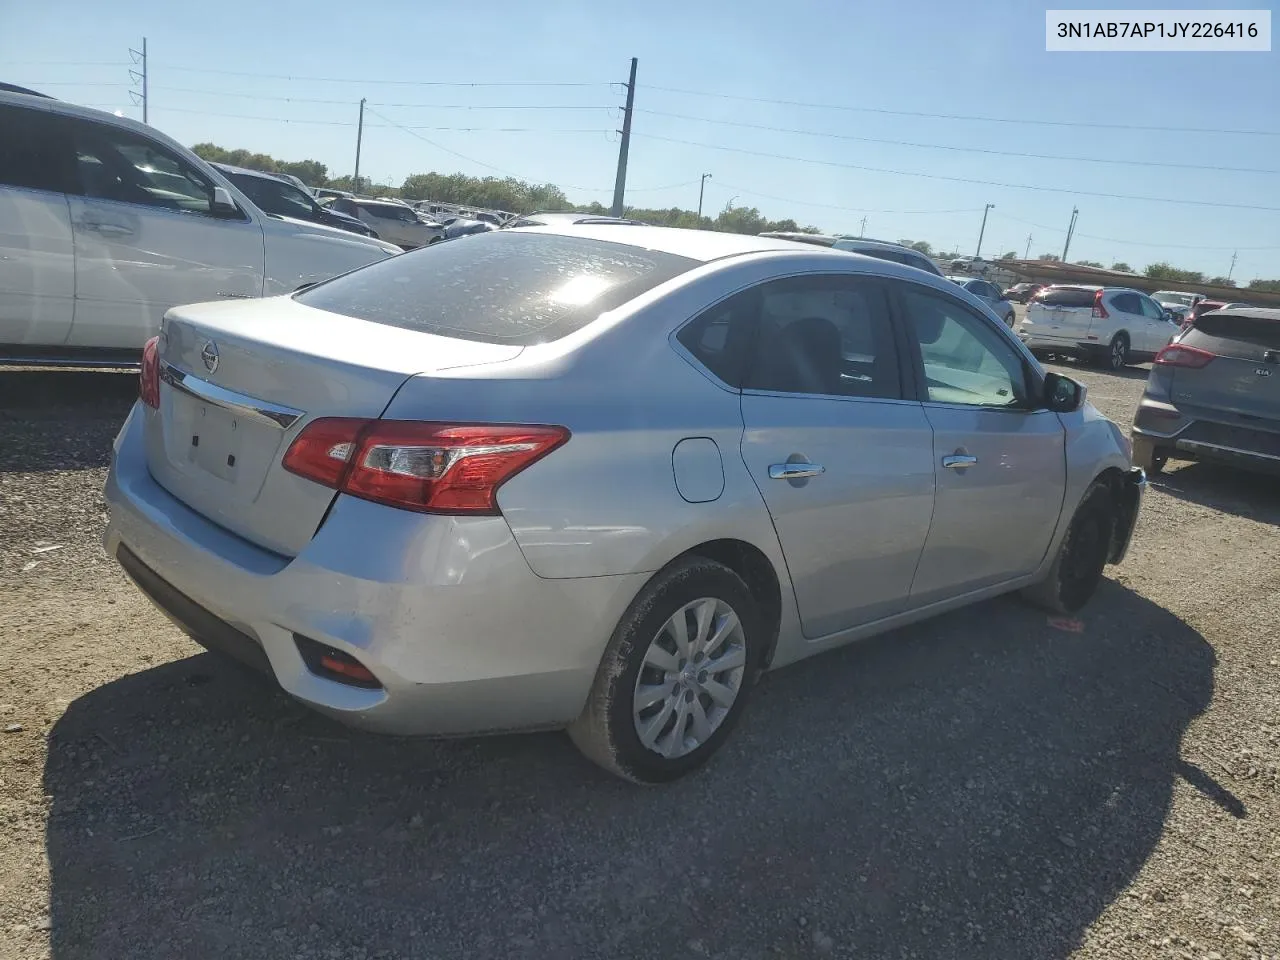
[[1018, 332, 1102, 357], [104, 403, 646, 736], [1133, 406, 1280, 475]]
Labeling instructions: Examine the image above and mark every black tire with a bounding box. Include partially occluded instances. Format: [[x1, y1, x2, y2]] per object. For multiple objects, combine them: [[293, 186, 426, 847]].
[[568, 557, 764, 783], [1022, 482, 1116, 614], [1104, 333, 1130, 371]]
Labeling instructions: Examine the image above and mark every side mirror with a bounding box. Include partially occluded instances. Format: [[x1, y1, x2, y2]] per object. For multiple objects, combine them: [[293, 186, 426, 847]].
[[211, 186, 241, 218], [1164, 309, 1177, 323], [1043, 371, 1086, 413]]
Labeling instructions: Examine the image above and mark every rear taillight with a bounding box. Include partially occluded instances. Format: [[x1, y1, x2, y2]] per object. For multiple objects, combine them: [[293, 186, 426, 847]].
[[282, 419, 569, 514], [1091, 290, 1109, 320], [139, 336, 160, 408], [1154, 343, 1215, 368]]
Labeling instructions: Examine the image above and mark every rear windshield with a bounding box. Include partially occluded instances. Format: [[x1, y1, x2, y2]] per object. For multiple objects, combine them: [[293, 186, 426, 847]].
[[295, 230, 698, 345], [1188, 313, 1280, 351], [1036, 288, 1096, 308]]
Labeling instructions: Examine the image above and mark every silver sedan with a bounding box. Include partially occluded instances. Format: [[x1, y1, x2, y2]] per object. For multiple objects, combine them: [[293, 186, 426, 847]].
[[104, 227, 1144, 783]]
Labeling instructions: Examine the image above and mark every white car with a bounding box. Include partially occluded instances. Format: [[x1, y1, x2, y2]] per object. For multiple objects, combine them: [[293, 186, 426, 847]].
[[0, 91, 399, 362], [1151, 290, 1206, 324], [323, 198, 445, 250], [1019, 285, 1180, 370]]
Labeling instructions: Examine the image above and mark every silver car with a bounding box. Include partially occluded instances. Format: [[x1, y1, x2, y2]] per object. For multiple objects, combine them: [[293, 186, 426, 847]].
[[104, 227, 1143, 783], [947, 276, 1017, 328]]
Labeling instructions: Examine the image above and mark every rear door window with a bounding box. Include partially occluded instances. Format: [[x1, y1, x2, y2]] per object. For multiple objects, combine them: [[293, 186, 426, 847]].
[[1186, 313, 1280, 353], [1037, 288, 1096, 308], [295, 230, 697, 345], [0, 105, 76, 194]]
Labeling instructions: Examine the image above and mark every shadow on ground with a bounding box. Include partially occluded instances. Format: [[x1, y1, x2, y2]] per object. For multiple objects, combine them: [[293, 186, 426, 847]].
[[0, 370, 135, 472], [45, 582, 1217, 960], [1153, 461, 1280, 526]]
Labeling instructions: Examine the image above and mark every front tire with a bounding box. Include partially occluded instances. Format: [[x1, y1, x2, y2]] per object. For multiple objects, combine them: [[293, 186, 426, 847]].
[[568, 557, 763, 783], [1103, 333, 1130, 371], [1022, 482, 1116, 614]]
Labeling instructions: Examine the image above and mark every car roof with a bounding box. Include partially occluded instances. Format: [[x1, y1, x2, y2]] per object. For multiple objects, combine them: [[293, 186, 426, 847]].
[[0, 82, 52, 98], [210, 162, 290, 182], [758, 232, 839, 247], [519, 224, 839, 262], [521, 212, 644, 225]]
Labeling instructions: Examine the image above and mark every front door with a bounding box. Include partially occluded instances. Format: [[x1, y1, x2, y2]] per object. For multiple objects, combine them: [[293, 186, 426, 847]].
[[895, 283, 1066, 605], [1136, 292, 1176, 355], [64, 117, 264, 349], [736, 274, 935, 637]]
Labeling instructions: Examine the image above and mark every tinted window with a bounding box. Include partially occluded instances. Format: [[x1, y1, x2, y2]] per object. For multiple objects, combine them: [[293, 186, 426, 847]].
[[362, 203, 416, 222], [1188, 313, 1280, 351], [228, 173, 315, 220], [72, 122, 216, 214], [0, 105, 74, 193], [907, 253, 942, 276], [745, 276, 900, 399], [901, 287, 1027, 408], [1110, 292, 1142, 315], [296, 231, 697, 345], [677, 292, 755, 387], [1037, 287, 1097, 308]]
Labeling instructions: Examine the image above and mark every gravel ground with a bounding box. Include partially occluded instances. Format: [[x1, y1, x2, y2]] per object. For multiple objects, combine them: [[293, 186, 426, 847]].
[[1, 349, 1278, 960]]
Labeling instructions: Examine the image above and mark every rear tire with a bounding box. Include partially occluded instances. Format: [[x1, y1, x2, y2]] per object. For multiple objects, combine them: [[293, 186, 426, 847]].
[[1022, 482, 1116, 614], [568, 557, 763, 783], [1103, 333, 1129, 371]]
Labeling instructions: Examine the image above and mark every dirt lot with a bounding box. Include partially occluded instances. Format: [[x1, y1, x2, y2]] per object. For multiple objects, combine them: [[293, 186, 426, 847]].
[[1, 357, 1278, 960]]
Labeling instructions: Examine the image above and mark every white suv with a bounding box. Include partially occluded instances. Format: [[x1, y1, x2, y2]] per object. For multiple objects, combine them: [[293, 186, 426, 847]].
[[0, 91, 399, 362], [1018, 285, 1180, 370]]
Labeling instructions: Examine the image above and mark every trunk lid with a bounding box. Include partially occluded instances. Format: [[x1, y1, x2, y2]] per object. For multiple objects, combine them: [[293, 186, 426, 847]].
[[1171, 313, 1280, 423], [1026, 287, 1097, 339], [147, 296, 522, 556]]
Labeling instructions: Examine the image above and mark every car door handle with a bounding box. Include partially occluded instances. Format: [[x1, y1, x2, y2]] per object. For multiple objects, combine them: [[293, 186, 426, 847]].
[[77, 218, 131, 237], [942, 454, 979, 469], [769, 462, 825, 480]]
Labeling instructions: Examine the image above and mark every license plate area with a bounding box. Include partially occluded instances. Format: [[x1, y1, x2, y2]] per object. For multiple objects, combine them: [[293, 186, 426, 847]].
[[163, 386, 284, 499]]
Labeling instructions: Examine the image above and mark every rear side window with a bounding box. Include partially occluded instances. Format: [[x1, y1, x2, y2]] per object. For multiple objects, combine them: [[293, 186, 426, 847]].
[[1110, 292, 1142, 314], [1188, 313, 1280, 351], [296, 230, 697, 345], [677, 291, 755, 387], [1036, 288, 1097, 308], [744, 275, 901, 400], [0, 105, 75, 193]]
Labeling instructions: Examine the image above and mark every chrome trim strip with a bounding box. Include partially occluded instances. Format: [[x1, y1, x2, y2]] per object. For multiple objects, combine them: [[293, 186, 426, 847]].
[[159, 361, 303, 429], [1174, 439, 1280, 463]]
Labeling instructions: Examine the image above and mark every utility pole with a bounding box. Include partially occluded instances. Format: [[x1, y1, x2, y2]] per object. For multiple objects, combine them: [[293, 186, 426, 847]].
[[975, 202, 995, 259], [128, 37, 148, 123], [1061, 206, 1079, 261], [697, 172, 711, 222], [611, 57, 637, 218], [1024, 234, 1033, 259], [1228, 250, 1238, 280], [353, 98, 366, 195], [859, 216, 868, 238]]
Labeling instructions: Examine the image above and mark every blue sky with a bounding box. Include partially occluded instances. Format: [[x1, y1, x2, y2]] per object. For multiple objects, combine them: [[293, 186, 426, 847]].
[[5, 0, 1278, 280]]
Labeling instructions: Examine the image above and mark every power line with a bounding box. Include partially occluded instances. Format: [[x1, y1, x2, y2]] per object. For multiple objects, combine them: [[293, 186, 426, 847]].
[[992, 212, 1280, 251], [644, 85, 1280, 138], [710, 181, 978, 215], [633, 133, 1280, 214], [151, 64, 610, 86], [636, 108, 1280, 176], [152, 85, 611, 109], [147, 105, 610, 133]]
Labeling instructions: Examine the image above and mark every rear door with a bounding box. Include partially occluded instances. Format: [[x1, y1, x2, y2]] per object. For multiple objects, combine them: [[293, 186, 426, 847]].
[[1136, 293, 1177, 355], [1174, 313, 1280, 422], [1026, 286, 1096, 343], [737, 274, 936, 636], [895, 283, 1066, 605], [65, 117, 265, 349], [0, 103, 76, 346]]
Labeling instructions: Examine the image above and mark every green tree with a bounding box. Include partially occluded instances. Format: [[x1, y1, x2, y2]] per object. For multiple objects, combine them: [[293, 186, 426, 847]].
[[1144, 262, 1205, 283], [1206, 276, 1237, 287], [1037, 253, 1061, 261], [1110, 262, 1132, 272], [1075, 259, 1103, 267], [998, 250, 1017, 260], [897, 239, 933, 256], [1247, 278, 1280, 292]]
